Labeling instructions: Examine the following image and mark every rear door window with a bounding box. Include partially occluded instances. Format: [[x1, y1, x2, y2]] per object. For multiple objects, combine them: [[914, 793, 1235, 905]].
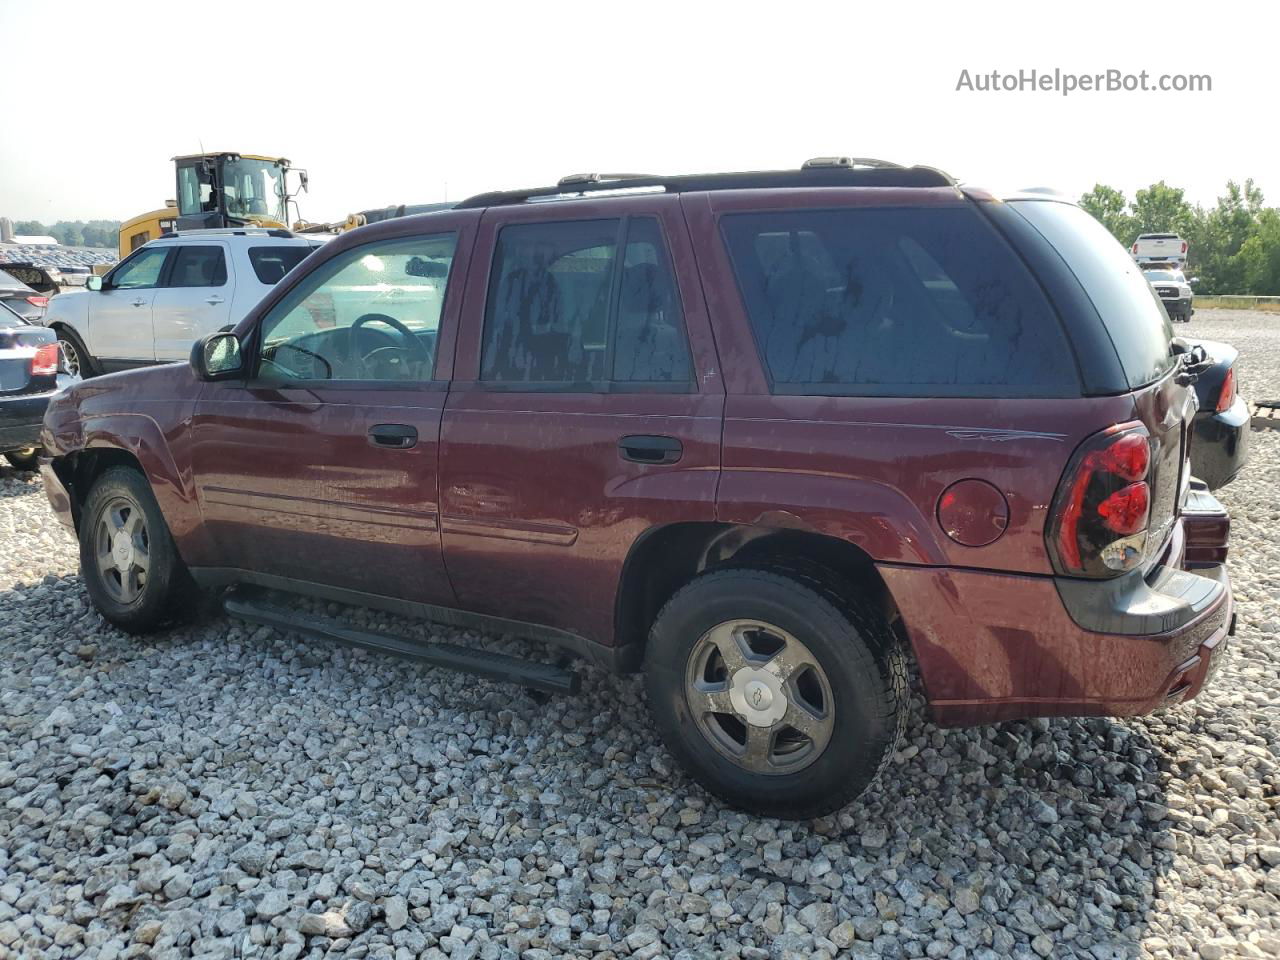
[[1012, 201, 1174, 388], [166, 246, 228, 288], [721, 206, 1079, 396], [480, 217, 692, 387], [248, 246, 314, 284]]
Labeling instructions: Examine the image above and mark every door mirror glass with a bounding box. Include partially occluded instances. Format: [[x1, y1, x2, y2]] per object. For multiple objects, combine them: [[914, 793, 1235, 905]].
[[191, 332, 243, 380], [86, 275, 103, 292]]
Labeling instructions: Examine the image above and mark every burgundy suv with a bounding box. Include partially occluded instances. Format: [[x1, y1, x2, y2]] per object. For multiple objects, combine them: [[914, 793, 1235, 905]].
[[39, 160, 1234, 818]]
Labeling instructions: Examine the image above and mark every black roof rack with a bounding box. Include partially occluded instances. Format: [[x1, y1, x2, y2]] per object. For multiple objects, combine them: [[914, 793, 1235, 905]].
[[455, 159, 956, 209]]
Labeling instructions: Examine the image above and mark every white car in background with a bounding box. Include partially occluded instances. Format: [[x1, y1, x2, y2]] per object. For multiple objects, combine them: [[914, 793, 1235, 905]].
[[1131, 233, 1188, 266], [42, 229, 326, 377]]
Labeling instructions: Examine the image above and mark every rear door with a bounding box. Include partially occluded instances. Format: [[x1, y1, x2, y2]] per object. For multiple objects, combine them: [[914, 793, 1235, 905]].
[[438, 196, 724, 646], [152, 243, 234, 360], [89, 245, 170, 364]]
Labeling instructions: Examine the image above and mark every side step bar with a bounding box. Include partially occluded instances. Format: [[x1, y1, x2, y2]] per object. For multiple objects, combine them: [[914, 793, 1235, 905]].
[[222, 588, 580, 696]]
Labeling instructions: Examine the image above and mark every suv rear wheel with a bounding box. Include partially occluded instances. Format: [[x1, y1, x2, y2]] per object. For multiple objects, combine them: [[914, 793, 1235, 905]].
[[644, 568, 906, 818], [79, 466, 196, 633]]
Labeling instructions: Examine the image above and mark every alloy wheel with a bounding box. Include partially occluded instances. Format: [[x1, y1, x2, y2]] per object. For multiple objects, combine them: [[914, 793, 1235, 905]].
[[93, 496, 150, 604], [684, 619, 836, 775], [59, 338, 81, 377]]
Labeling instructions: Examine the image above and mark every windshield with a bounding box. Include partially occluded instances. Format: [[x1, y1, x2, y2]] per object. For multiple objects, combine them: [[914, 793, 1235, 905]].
[[220, 157, 288, 222], [1143, 270, 1183, 283]]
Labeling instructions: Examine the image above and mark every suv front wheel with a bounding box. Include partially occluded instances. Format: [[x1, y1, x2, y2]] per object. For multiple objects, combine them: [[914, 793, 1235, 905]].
[[79, 466, 196, 633], [56, 327, 97, 378], [645, 568, 906, 819]]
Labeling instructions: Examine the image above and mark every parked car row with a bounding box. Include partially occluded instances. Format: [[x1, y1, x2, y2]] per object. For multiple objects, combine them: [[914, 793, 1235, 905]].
[[0, 300, 75, 470], [36, 162, 1239, 817]]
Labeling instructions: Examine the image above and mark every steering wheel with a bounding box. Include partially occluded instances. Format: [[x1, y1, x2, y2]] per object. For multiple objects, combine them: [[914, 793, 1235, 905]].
[[351, 313, 430, 379]]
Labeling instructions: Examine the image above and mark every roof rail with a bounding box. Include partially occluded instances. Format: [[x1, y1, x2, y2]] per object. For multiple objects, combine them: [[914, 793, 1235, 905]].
[[800, 156, 903, 170], [157, 227, 298, 239], [557, 172, 659, 187], [456, 161, 955, 209]]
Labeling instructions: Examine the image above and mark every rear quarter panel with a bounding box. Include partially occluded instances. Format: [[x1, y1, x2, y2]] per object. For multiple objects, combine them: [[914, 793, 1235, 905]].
[[718, 394, 1138, 572]]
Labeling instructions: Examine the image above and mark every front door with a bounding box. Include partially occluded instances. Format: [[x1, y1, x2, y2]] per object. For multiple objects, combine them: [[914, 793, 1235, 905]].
[[189, 221, 473, 607], [90, 245, 170, 365], [152, 243, 234, 360], [439, 198, 724, 646]]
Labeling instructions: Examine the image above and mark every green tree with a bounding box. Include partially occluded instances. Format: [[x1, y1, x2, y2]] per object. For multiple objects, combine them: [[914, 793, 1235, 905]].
[[1079, 184, 1134, 243], [1130, 182, 1195, 238], [13, 220, 46, 236], [1238, 207, 1280, 295]]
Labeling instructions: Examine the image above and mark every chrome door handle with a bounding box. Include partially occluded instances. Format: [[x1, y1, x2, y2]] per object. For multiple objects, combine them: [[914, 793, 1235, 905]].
[[205, 296, 224, 305], [131, 298, 146, 307]]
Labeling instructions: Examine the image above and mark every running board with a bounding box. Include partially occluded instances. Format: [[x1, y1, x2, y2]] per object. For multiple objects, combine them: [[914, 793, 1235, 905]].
[[222, 588, 581, 696]]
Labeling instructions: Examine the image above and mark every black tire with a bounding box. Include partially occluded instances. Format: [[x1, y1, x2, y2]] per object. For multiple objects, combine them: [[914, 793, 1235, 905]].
[[3, 447, 40, 471], [79, 466, 196, 633], [644, 567, 906, 819], [55, 326, 97, 378]]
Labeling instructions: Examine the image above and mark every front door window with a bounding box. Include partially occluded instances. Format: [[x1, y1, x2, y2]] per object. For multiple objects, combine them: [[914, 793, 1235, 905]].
[[257, 234, 457, 382]]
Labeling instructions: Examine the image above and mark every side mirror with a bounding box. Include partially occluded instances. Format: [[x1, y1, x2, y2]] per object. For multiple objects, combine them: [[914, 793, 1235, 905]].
[[191, 332, 243, 381], [86, 275, 103, 292], [1189, 277, 1199, 285]]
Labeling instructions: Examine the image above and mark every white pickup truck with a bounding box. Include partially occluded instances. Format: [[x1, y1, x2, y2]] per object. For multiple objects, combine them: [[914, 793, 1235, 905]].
[[1131, 233, 1188, 266], [42, 229, 326, 377]]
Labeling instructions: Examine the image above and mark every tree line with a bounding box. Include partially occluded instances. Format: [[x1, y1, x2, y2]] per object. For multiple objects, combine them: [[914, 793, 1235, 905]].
[[10, 220, 121, 250], [1080, 181, 1279, 296]]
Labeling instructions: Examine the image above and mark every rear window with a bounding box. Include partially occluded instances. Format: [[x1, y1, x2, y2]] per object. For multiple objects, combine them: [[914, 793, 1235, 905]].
[[0, 304, 23, 328], [248, 246, 313, 285], [0, 269, 28, 290], [1012, 201, 1175, 387], [721, 206, 1079, 396]]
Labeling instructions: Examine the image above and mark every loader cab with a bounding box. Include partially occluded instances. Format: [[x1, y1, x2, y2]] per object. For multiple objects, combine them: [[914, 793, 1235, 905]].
[[174, 153, 293, 231]]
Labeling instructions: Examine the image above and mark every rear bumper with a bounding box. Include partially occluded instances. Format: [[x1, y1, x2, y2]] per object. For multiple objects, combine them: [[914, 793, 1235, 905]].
[[1190, 393, 1249, 490], [0, 390, 53, 453], [880, 497, 1233, 726]]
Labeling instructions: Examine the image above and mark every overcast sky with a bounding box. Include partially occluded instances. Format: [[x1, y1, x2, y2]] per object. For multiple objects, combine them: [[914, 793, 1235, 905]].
[[1, 0, 1274, 223]]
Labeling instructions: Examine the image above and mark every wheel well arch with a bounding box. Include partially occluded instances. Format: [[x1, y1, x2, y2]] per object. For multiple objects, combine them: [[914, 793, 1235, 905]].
[[614, 522, 905, 672], [53, 447, 146, 531]]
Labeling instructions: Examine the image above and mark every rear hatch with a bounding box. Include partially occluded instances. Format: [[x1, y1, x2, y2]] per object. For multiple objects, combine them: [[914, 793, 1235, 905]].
[[1005, 200, 1193, 568], [0, 308, 59, 396]]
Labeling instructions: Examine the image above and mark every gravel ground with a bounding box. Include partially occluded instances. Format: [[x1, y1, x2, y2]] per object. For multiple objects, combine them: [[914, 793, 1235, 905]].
[[0, 309, 1277, 960]]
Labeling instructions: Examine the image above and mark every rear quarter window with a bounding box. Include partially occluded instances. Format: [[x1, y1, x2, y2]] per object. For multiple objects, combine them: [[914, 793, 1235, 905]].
[[248, 246, 314, 285], [1011, 201, 1175, 388], [721, 206, 1080, 397]]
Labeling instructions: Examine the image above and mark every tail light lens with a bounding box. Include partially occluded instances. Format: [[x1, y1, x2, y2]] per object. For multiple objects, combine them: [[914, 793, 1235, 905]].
[[1216, 367, 1236, 413], [31, 343, 59, 376], [25, 296, 48, 308], [1181, 241, 1188, 254], [1131, 243, 1139, 254], [1047, 424, 1152, 577]]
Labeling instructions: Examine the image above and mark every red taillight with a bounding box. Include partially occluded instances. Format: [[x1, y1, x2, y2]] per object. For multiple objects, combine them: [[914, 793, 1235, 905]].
[[1181, 241, 1188, 254], [31, 343, 59, 376], [1049, 424, 1153, 577], [1216, 367, 1236, 413], [1132, 243, 1139, 254], [25, 296, 48, 308], [1097, 483, 1150, 535]]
